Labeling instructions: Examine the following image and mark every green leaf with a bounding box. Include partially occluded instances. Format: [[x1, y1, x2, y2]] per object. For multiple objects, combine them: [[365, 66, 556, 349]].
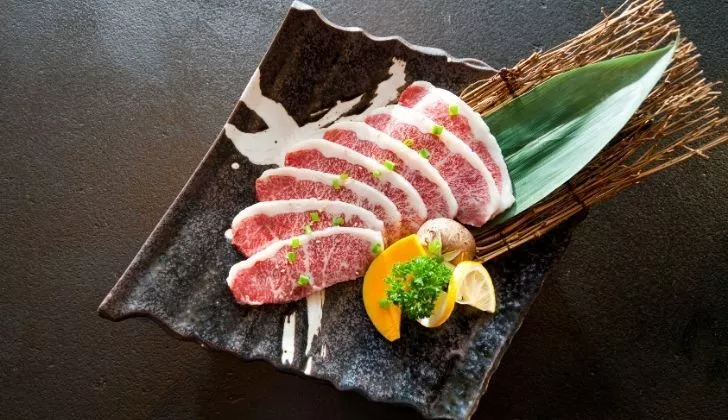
[[486, 40, 678, 223]]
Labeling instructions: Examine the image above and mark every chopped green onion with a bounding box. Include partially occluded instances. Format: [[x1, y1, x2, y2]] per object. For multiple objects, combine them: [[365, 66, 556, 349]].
[[383, 160, 396, 171], [287, 251, 297, 263], [427, 237, 442, 256], [402, 138, 415, 148], [378, 298, 390, 308], [291, 237, 301, 249], [310, 211, 320, 222], [371, 242, 382, 255], [303, 224, 313, 234], [331, 178, 341, 190], [418, 148, 430, 159], [448, 104, 459, 116], [339, 172, 349, 182], [431, 124, 444, 136], [333, 216, 345, 226], [372, 169, 382, 179], [297, 274, 310, 286]]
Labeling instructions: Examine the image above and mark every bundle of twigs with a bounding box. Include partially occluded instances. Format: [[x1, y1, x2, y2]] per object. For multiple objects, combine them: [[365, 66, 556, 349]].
[[460, 0, 727, 262]]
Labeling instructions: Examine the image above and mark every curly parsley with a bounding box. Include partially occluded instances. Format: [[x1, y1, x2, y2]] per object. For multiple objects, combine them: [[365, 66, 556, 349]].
[[385, 256, 452, 319]]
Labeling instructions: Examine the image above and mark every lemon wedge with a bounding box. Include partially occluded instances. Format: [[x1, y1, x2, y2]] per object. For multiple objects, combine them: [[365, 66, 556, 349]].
[[417, 276, 459, 328], [453, 261, 496, 312]]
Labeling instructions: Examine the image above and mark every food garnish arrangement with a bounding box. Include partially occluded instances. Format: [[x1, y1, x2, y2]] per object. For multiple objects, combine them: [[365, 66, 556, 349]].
[[100, 1, 726, 417], [226, 82, 508, 339]]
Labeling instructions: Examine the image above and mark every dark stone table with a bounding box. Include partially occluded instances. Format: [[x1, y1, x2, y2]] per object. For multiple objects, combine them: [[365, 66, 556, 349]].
[[2, 0, 726, 418]]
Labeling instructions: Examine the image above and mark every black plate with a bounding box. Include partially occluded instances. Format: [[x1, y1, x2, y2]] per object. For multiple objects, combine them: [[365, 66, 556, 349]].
[[99, 2, 577, 418]]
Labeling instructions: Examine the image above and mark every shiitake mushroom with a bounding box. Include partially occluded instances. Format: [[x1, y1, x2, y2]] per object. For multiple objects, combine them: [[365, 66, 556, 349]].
[[416, 218, 476, 263]]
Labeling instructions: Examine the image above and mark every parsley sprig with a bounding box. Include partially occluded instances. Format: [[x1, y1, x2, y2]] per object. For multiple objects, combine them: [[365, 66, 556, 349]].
[[385, 255, 452, 320]]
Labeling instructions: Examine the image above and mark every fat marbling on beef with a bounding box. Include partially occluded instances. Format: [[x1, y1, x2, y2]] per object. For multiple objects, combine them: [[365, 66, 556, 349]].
[[230, 199, 384, 256], [256, 167, 402, 243], [323, 121, 457, 220], [227, 227, 383, 305], [399, 81, 514, 212], [364, 105, 499, 227], [284, 139, 426, 235]]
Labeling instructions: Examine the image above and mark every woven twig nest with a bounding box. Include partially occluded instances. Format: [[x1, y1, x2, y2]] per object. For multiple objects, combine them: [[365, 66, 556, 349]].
[[460, 0, 727, 262]]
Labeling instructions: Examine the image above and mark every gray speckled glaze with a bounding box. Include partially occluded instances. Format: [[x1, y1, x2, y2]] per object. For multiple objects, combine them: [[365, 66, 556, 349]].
[[98, 2, 579, 418]]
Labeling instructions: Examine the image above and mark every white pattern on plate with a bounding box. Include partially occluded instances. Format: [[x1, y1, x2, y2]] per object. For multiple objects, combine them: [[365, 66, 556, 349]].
[[281, 313, 296, 365], [225, 59, 408, 166]]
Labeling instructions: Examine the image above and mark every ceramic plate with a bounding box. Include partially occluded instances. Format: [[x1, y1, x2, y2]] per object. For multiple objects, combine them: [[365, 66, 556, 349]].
[[99, 2, 575, 418]]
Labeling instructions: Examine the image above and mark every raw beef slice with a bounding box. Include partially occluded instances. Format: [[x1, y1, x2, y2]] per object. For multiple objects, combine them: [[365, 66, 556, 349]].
[[284, 139, 426, 235], [256, 167, 401, 243], [230, 199, 384, 256], [364, 105, 499, 227], [399, 81, 514, 211], [227, 227, 383, 305], [323, 121, 457, 219]]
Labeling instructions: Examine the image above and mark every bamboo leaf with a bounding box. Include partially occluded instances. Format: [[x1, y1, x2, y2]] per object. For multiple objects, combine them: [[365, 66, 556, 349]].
[[486, 40, 678, 224]]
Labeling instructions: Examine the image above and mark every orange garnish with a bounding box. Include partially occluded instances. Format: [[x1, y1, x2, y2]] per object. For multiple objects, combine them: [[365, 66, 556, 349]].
[[362, 234, 426, 341]]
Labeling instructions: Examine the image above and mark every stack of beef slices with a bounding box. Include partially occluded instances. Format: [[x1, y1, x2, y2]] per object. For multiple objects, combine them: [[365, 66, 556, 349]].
[[227, 82, 514, 305]]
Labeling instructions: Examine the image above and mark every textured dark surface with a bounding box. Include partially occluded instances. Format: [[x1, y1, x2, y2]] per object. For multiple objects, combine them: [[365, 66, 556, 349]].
[[1, 0, 726, 419]]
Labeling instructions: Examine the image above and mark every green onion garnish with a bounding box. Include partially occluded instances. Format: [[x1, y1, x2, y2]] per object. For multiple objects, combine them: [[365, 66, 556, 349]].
[[297, 274, 310, 286], [383, 160, 396, 171], [427, 238, 442, 256], [287, 251, 297, 263], [372, 169, 382, 179], [291, 237, 301, 249], [431, 124, 444, 136], [371, 242, 382, 255], [310, 211, 320, 222], [418, 148, 430, 159], [402, 138, 415, 148], [448, 104, 459, 116], [303, 224, 313, 234], [339, 172, 349, 182], [331, 178, 341, 190], [333, 216, 345, 226]]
